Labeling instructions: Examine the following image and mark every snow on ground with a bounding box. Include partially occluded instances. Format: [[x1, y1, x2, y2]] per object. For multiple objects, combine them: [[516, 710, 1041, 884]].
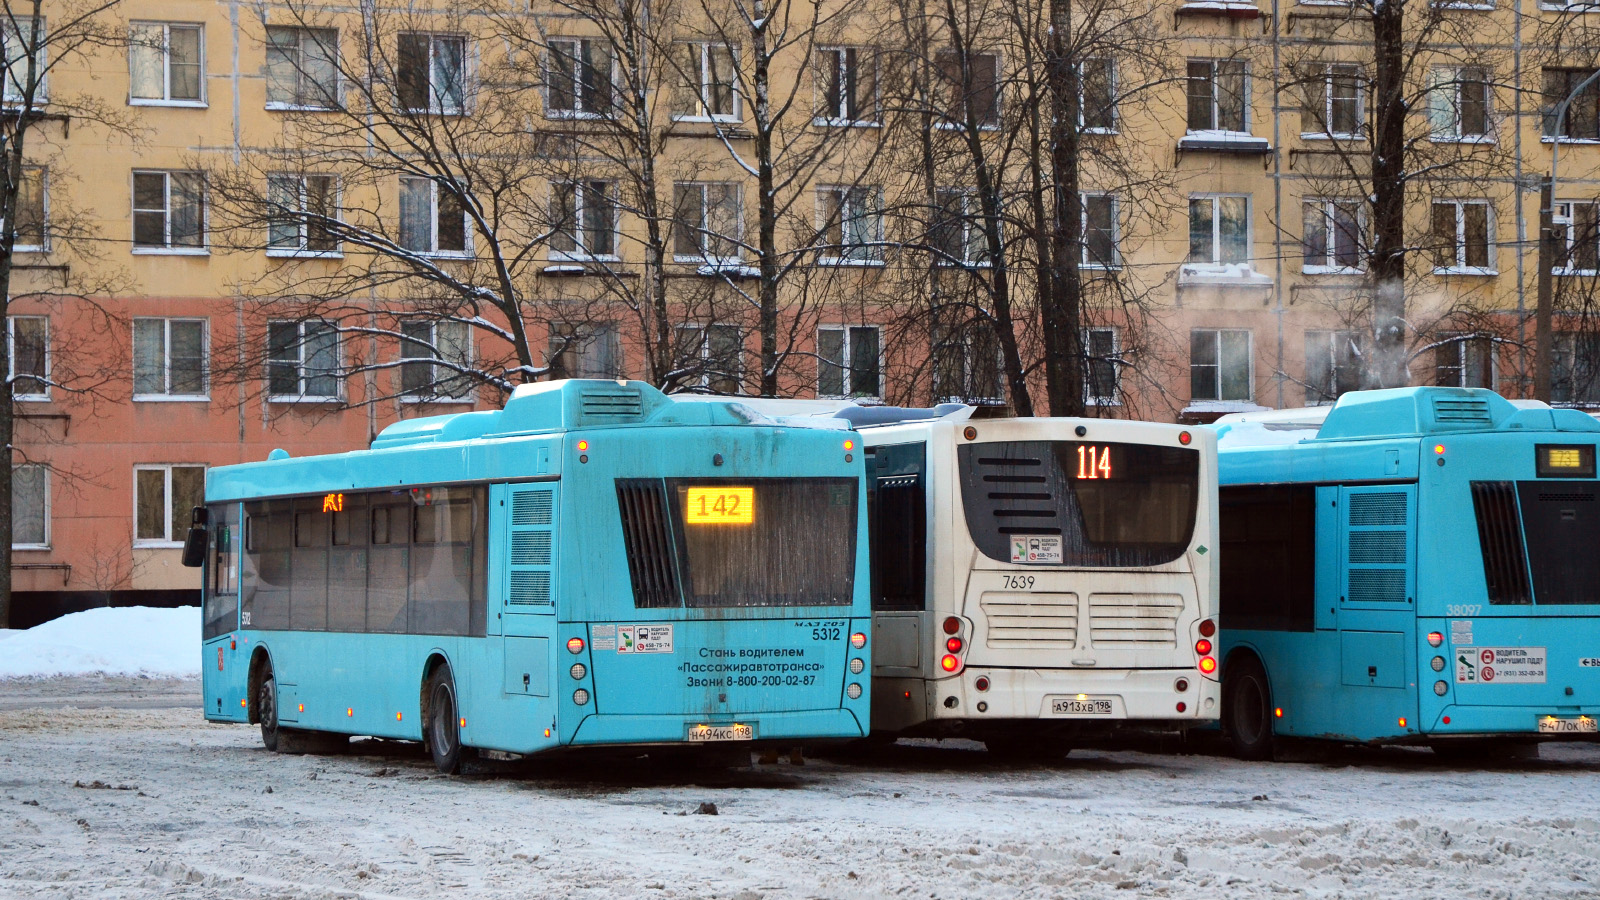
[[0, 607, 198, 680], [2, 678, 1600, 899]]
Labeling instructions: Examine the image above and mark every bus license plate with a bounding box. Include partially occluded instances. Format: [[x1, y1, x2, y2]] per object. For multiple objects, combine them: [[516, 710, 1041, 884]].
[[1051, 698, 1113, 716], [1538, 717, 1598, 734], [687, 723, 754, 742]]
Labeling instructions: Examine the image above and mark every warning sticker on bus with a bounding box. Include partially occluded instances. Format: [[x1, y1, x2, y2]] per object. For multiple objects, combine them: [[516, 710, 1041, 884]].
[[1455, 647, 1546, 684], [618, 624, 674, 654], [1011, 536, 1063, 564]]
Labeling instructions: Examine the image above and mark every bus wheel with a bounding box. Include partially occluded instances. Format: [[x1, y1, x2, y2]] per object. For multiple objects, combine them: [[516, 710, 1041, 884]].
[[425, 665, 464, 774], [258, 666, 282, 753], [1223, 656, 1275, 761]]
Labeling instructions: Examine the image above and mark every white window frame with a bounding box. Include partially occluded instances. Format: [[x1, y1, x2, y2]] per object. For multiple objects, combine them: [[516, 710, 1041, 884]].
[[673, 41, 740, 123], [545, 36, 616, 120], [1080, 57, 1116, 134], [1081, 192, 1120, 269], [8, 315, 48, 401], [264, 26, 340, 111], [1083, 326, 1120, 407], [266, 319, 342, 402], [1433, 332, 1495, 389], [818, 185, 884, 266], [129, 22, 205, 107], [935, 50, 1002, 131], [399, 319, 474, 403], [1301, 63, 1363, 140], [1304, 329, 1363, 404], [932, 187, 989, 268], [550, 179, 619, 262], [1540, 0, 1600, 12], [672, 181, 743, 267], [1302, 197, 1365, 274], [399, 175, 471, 258], [133, 317, 209, 401], [1188, 194, 1251, 267], [9, 165, 46, 253], [677, 323, 743, 393], [813, 46, 879, 127], [267, 174, 341, 258], [1553, 201, 1600, 275], [131, 170, 207, 255], [133, 463, 206, 548], [817, 324, 883, 399], [1187, 58, 1249, 135], [2, 17, 46, 107], [547, 321, 623, 379], [11, 463, 48, 549], [1428, 66, 1494, 143], [397, 32, 470, 115], [1190, 328, 1253, 402], [1432, 198, 1496, 275]]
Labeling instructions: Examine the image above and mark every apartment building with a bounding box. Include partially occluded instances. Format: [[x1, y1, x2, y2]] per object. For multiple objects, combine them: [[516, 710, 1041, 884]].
[[6, 0, 1600, 620]]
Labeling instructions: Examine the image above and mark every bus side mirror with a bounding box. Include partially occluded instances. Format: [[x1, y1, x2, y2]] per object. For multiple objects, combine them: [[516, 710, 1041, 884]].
[[180, 506, 208, 568]]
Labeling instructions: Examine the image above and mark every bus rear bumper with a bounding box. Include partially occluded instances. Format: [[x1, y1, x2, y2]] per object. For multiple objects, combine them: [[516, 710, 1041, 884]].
[[929, 666, 1220, 724], [1426, 704, 1600, 739], [567, 707, 866, 746]]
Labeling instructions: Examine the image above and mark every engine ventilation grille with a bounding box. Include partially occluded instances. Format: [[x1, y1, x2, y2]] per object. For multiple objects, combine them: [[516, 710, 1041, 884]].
[[1348, 531, 1407, 565], [1348, 570, 1407, 602], [1433, 398, 1493, 427], [1087, 594, 1181, 648], [616, 479, 681, 608], [509, 571, 551, 605], [1471, 481, 1532, 605], [1349, 493, 1407, 526], [512, 490, 553, 526], [506, 486, 556, 609], [980, 592, 1079, 647], [580, 387, 645, 421], [511, 531, 552, 566]]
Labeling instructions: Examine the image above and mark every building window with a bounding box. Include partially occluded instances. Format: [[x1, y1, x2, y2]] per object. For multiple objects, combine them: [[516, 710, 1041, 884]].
[[267, 320, 339, 400], [933, 320, 1003, 404], [672, 182, 741, 265], [677, 323, 742, 393], [815, 47, 877, 125], [134, 318, 207, 399], [267, 174, 338, 256], [672, 42, 737, 121], [12, 464, 46, 548], [397, 33, 467, 114], [819, 186, 882, 264], [129, 23, 202, 104], [399, 175, 468, 256], [1081, 57, 1115, 132], [1188, 195, 1249, 266], [1302, 63, 1362, 138], [1434, 334, 1493, 388], [1554, 333, 1600, 406], [9, 315, 47, 400], [1428, 66, 1490, 141], [10, 165, 45, 251], [1305, 329, 1361, 404], [1191, 329, 1252, 402], [932, 188, 988, 267], [2, 18, 46, 106], [547, 37, 614, 118], [1187, 59, 1246, 133], [265, 26, 338, 109], [1084, 327, 1119, 406], [551, 180, 617, 261], [935, 51, 1000, 128], [548, 322, 622, 379], [400, 320, 472, 401], [134, 464, 205, 546], [1554, 201, 1599, 274], [1431, 199, 1494, 273], [133, 171, 205, 251], [1302, 198, 1363, 273], [818, 325, 881, 398], [1544, 69, 1600, 141], [1082, 193, 1118, 268]]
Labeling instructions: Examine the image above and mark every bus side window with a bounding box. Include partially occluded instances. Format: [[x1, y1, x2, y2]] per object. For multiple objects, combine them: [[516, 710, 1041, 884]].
[[327, 494, 370, 632], [870, 443, 927, 612], [408, 486, 478, 637], [368, 498, 410, 633], [203, 504, 239, 640], [243, 499, 293, 631], [1219, 485, 1316, 631], [291, 498, 331, 631]]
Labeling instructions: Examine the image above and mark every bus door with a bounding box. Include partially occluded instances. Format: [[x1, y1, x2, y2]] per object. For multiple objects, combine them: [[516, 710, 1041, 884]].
[[202, 502, 248, 721], [867, 442, 928, 730], [498, 483, 559, 704], [1332, 484, 1418, 731]]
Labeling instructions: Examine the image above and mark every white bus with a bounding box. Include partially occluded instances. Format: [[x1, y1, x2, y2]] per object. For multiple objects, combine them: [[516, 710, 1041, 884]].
[[715, 399, 1221, 758]]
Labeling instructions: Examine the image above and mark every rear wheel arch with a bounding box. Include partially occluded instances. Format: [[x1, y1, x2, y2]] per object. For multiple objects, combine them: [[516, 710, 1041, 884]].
[[246, 647, 274, 725], [418, 653, 453, 726]]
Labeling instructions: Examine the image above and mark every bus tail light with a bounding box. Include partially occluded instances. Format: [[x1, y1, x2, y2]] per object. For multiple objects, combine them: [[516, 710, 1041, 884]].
[[975, 676, 990, 692], [1434, 680, 1449, 696], [940, 655, 961, 673], [1427, 632, 1444, 647], [567, 637, 585, 654], [850, 632, 867, 649], [939, 617, 968, 675], [1198, 656, 1217, 676], [943, 617, 961, 635], [1194, 639, 1212, 656], [1198, 619, 1216, 638], [946, 637, 964, 653]]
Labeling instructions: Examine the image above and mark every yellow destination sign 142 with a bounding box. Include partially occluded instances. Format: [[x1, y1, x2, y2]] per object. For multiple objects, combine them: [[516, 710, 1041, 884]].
[[685, 486, 755, 525]]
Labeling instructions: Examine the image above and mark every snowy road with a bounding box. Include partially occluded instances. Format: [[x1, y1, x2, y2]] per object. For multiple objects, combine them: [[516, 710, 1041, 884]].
[[3, 678, 1600, 899]]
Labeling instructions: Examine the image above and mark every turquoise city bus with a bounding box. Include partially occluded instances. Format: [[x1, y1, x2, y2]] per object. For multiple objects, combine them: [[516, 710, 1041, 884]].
[[1212, 387, 1600, 759], [187, 380, 871, 771]]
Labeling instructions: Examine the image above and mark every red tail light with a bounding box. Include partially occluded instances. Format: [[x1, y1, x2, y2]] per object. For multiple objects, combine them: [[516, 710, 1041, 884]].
[[1198, 656, 1217, 675], [850, 632, 867, 649], [974, 676, 990, 692], [567, 637, 585, 654], [1195, 639, 1212, 656], [1198, 619, 1216, 638], [943, 617, 961, 635], [940, 654, 960, 672], [946, 636, 963, 653]]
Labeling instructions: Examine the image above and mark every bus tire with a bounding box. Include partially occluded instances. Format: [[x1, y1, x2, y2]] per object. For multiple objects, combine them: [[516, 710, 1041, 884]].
[[258, 665, 282, 753], [1223, 656, 1275, 761], [424, 665, 464, 774]]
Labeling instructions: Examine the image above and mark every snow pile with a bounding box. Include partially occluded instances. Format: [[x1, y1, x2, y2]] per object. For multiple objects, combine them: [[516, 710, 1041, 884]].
[[0, 606, 198, 680]]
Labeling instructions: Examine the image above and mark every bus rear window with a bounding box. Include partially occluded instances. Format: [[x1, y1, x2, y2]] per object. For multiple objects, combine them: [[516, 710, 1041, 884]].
[[617, 478, 858, 608], [958, 441, 1199, 567]]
